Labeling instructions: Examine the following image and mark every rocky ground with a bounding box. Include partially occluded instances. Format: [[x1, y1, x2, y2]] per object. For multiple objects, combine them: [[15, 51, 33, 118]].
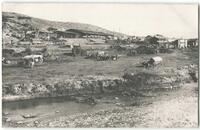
[[37, 83, 199, 128], [4, 82, 197, 128], [43, 83, 197, 128]]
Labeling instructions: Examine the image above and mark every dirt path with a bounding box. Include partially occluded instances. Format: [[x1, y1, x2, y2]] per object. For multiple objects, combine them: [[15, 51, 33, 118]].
[[134, 83, 198, 128]]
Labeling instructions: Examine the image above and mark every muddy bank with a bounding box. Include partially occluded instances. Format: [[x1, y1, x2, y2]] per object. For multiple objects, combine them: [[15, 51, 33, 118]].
[[3, 83, 198, 128], [3, 65, 197, 102]]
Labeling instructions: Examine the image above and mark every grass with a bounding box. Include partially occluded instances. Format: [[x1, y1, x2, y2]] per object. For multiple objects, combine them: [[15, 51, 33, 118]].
[[2, 49, 197, 84]]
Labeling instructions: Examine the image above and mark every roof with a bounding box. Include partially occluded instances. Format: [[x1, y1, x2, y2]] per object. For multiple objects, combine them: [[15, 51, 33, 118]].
[[55, 30, 79, 35], [17, 16, 31, 19], [67, 29, 113, 36], [19, 41, 31, 45], [178, 39, 187, 42], [151, 56, 163, 62], [187, 38, 198, 42], [32, 38, 43, 44], [23, 55, 43, 59]]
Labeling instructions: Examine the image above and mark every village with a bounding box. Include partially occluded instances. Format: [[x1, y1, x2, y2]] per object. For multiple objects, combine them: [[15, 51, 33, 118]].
[[2, 14, 198, 67], [2, 11, 198, 128]]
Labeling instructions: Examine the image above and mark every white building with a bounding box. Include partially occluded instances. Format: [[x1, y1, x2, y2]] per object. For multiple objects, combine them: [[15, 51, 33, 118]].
[[177, 39, 188, 48]]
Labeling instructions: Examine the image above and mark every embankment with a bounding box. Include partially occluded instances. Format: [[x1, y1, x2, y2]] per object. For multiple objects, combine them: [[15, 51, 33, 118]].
[[2, 65, 197, 102]]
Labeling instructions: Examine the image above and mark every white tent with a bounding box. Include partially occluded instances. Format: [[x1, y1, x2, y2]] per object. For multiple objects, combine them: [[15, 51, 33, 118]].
[[150, 56, 163, 64]]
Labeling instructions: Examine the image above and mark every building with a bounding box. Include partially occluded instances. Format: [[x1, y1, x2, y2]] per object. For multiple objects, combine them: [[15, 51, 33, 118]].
[[67, 29, 114, 39], [47, 33, 57, 41], [168, 38, 177, 43], [55, 30, 80, 38], [126, 36, 145, 43], [155, 34, 167, 42], [36, 31, 57, 41], [37, 31, 48, 40], [154, 34, 169, 47], [187, 39, 198, 47], [173, 39, 188, 49], [32, 38, 44, 45]]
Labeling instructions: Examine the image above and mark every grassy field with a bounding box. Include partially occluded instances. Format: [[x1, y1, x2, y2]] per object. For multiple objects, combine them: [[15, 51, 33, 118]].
[[2, 48, 197, 84]]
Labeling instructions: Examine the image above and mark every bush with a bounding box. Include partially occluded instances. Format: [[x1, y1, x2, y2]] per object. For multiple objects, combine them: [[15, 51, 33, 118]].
[[2, 49, 15, 57], [127, 49, 137, 56], [159, 47, 173, 53], [41, 47, 48, 53], [110, 45, 126, 52], [25, 47, 32, 55], [136, 46, 157, 54]]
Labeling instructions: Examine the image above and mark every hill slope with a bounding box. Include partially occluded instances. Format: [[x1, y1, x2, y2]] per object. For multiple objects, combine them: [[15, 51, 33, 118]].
[[2, 12, 127, 42]]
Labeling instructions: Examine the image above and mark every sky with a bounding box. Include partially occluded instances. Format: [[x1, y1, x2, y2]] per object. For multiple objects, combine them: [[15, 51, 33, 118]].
[[2, 3, 198, 38]]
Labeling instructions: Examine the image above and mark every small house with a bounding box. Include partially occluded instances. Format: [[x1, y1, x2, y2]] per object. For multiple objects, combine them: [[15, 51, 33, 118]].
[[187, 39, 198, 47], [178, 39, 188, 48], [173, 39, 188, 49]]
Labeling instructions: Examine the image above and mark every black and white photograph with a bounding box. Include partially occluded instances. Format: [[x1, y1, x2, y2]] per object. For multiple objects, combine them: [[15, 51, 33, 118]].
[[1, 2, 199, 128]]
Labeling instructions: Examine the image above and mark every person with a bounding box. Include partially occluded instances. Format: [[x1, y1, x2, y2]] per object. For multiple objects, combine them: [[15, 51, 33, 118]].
[[72, 47, 76, 57], [38, 56, 43, 63], [29, 59, 35, 68]]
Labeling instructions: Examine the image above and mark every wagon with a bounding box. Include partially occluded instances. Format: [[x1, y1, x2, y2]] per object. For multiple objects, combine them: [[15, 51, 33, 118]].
[[22, 55, 43, 68], [142, 56, 163, 68]]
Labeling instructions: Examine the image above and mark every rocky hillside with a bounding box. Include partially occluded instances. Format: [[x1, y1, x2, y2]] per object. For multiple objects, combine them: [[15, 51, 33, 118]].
[[2, 12, 127, 43]]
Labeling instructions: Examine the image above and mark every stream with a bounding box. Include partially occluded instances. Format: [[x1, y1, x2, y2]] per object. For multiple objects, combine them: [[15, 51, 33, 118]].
[[2, 96, 115, 126], [2, 85, 186, 127]]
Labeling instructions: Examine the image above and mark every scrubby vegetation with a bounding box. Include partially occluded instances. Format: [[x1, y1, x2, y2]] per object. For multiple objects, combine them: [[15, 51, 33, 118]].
[[3, 64, 197, 102]]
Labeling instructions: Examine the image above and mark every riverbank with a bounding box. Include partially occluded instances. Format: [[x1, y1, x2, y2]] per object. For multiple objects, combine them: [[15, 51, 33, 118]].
[[3, 82, 198, 128], [3, 63, 197, 102], [3, 50, 197, 102], [2, 75, 123, 102]]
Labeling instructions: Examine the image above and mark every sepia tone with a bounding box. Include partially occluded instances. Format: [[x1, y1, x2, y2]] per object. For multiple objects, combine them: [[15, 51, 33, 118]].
[[2, 3, 198, 128]]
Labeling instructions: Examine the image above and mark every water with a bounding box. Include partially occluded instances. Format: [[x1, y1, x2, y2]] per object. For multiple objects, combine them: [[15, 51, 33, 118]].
[[2, 96, 113, 123]]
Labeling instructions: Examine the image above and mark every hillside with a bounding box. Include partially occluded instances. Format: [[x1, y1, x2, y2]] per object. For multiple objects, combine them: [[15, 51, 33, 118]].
[[2, 12, 127, 43]]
